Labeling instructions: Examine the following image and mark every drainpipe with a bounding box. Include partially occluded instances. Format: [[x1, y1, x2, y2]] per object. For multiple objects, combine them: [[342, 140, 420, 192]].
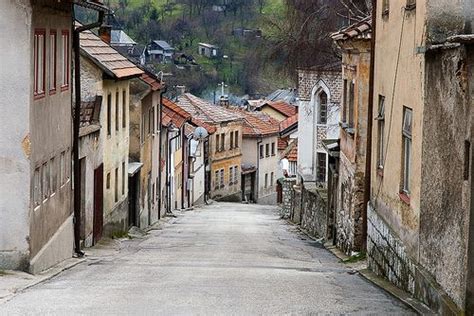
[[72, 10, 104, 256], [362, 1, 377, 250], [157, 86, 167, 219]]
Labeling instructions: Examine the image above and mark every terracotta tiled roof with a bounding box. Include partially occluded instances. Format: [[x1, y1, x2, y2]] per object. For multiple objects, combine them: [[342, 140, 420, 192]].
[[191, 117, 217, 134], [177, 93, 241, 124], [280, 113, 298, 132], [278, 137, 288, 151], [80, 96, 102, 127], [284, 140, 298, 162], [261, 100, 297, 118], [331, 16, 372, 42], [230, 109, 279, 137], [162, 98, 191, 128], [140, 73, 162, 91], [78, 23, 143, 79]]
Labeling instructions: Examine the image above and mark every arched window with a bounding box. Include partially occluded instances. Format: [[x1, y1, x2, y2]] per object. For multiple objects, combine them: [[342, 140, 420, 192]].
[[318, 91, 328, 124]]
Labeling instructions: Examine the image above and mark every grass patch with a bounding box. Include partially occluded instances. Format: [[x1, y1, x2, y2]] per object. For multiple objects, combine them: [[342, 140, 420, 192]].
[[342, 252, 367, 264], [111, 230, 130, 239], [0, 270, 9, 276]]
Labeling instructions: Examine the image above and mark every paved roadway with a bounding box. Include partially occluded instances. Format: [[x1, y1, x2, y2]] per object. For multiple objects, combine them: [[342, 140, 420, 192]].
[[0, 203, 412, 315]]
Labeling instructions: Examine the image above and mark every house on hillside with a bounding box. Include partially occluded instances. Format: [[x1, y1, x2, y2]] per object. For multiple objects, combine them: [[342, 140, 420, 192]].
[[256, 100, 297, 122], [79, 24, 143, 236], [297, 63, 342, 184], [198, 43, 220, 58], [128, 72, 163, 228], [0, 0, 107, 273], [177, 93, 243, 202], [148, 40, 175, 63]]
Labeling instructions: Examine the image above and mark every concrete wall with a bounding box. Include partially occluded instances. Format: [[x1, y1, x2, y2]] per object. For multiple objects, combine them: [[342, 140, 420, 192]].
[[260, 106, 287, 122], [297, 69, 341, 181], [257, 135, 279, 205], [191, 140, 206, 206], [0, 0, 33, 270]]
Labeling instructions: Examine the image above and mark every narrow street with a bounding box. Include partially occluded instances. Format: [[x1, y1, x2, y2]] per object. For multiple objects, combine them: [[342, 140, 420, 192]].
[[1, 203, 411, 315]]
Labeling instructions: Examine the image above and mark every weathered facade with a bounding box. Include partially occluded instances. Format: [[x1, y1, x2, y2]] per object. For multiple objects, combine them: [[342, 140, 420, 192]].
[[297, 66, 342, 183], [177, 94, 243, 202], [79, 26, 143, 236], [368, 0, 474, 313], [331, 18, 372, 254]]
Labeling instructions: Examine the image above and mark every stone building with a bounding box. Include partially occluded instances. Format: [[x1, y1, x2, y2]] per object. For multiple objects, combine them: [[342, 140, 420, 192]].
[[368, 0, 474, 313], [79, 25, 143, 235], [128, 72, 163, 228], [330, 18, 372, 255], [0, 0, 107, 273], [297, 65, 342, 184], [177, 93, 243, 201]]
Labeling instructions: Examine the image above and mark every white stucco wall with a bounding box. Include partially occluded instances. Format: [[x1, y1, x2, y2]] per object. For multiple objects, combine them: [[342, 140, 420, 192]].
[[0, 0, 32, 269]]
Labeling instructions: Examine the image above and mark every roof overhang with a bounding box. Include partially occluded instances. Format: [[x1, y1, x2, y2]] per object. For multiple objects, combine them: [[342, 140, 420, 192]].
[[128, 162, 143, 176], [73, 0, 111, 13]]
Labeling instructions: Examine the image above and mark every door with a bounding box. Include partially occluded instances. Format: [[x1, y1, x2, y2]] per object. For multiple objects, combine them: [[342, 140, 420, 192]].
[[93, 164, 104, 245], [128, 173, 139, 227]]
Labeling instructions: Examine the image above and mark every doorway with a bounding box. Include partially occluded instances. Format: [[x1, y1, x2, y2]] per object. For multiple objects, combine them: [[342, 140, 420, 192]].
[[128, 172, 139, 227], [93, 164, 104, 245]]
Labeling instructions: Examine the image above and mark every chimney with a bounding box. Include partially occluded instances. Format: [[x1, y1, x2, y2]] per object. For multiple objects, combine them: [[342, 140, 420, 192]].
[[176, 85, 186, 96], [99, 25, 112, 44], [219, 95, 229, 108]]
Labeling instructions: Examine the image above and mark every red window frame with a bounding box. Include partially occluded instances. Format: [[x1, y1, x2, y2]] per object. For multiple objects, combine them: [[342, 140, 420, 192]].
[[34, 29, 46, 99], [49, 30, 57, 95], [61, 30, 70, 91]]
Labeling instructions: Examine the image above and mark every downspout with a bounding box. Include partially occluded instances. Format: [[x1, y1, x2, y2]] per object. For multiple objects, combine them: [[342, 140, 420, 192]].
[[362, 2, 377, 250], [157, 86, 167, 219], [72, 10, 104, 256]]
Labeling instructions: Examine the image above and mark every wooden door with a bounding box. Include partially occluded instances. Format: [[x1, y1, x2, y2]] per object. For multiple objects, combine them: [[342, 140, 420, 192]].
[[93, 164, 104, 245]]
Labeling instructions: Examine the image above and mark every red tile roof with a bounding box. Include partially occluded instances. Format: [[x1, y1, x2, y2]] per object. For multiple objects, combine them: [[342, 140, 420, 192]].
[[278, 137, 288, 150], [140, 73, 162, 91], [285, 141, 298, 162], [78, 23, 143, 79], [230, 109, 279, 137], [279, 113, 298, 132], [331, 16, 372, 42], [262, 100, 297, 118], [191, 117, 217, 134], [177, 93, 242, 124], [162, 98, 191, 128]]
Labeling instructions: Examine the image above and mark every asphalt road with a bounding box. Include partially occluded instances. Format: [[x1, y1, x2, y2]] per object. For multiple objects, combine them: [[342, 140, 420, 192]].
[[0, 202, 412, 315]]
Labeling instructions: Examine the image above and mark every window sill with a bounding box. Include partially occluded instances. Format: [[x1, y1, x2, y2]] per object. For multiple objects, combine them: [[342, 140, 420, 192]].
[[399, 192, 411, 205], [34, 93, 45, 100], [49, 89, 57, 96], [61, 85, 69, 92]]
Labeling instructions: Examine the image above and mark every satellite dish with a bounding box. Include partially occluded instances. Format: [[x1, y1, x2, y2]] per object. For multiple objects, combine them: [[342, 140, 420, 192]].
[[193, 126, 209, 140]]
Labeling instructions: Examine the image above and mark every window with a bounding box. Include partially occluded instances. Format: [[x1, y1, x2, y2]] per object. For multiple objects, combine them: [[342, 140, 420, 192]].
[[270, 172, 274, 186], [318, 91, 328, 124], [259, 144, 264, 159], [151, 107, 155, 134], [50, 157, 56, 195], [401, 107, 412, 195], [230, 131, 234, 149], [382, 0, 390, 15], [115, 168, 119, 202], [42, 162, 49, 201], [65, 150, 70, 183], [342, 79, 347, 122], [216, 134, 220, 152], [348, 81, 355, 128], [122, 162, 126, 195], [34, 167, 41, 208], [123, 90, 127, 128], [377, 95, 385, 170], [107, 94, 112, 136], [141, 111, 146, 142], [106, 172, 111, 189], [60, 30, 69, 89], [115, 91, 119, 132], [34, 29, 46, 97], [214, 171, 219, 189], [220, 169, 225, 188], [265, 143, 269, 157], [271, 142, 275, 156], [229, 166, 234, 185], [60, 151, 65, 186], [317, 153, 327, 182], [264, 173, 268, 188], [49, 30, 57, 94], [465, 141, 471, 181], [220, 133, 225, 151], [234, 131, 239, 148]]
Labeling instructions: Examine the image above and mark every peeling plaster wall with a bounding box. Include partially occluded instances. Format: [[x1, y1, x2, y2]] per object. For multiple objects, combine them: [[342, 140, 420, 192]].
[[0, 0, 32, 270]]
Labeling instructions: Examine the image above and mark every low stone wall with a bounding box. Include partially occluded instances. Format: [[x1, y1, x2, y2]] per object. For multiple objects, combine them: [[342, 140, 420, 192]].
[[281, 179, 328, 240]]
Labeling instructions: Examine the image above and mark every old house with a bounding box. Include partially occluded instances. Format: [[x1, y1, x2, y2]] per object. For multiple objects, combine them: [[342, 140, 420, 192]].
[[0, 0, 107, 273], [330, 18, 372, 255], [161, 98, 192, 211], [368, 0, 474, 313], [177, 93, 243, 202], [197, 43, 220, 58], [79, 25, 143, 235], [148, 40, 175, 63], [234, 110, 280, 204], [297, 64, 342, 183], [255, 100, 297, 122], [128, 72, 163, 228]]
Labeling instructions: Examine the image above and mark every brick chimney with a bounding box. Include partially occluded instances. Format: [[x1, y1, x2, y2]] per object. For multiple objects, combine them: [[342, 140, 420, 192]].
[[219, 95, 229, 108], [98, 25, 112, 44]]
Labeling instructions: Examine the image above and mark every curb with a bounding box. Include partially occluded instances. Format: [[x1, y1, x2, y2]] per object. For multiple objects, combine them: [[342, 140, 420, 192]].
[[286, 218, 433, 315]]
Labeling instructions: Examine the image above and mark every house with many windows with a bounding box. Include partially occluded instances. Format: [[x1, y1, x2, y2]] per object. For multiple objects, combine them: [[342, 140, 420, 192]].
[[79, 24, 143, 236], [0, 0, 107, 273], [177, 93, 243, 201]]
